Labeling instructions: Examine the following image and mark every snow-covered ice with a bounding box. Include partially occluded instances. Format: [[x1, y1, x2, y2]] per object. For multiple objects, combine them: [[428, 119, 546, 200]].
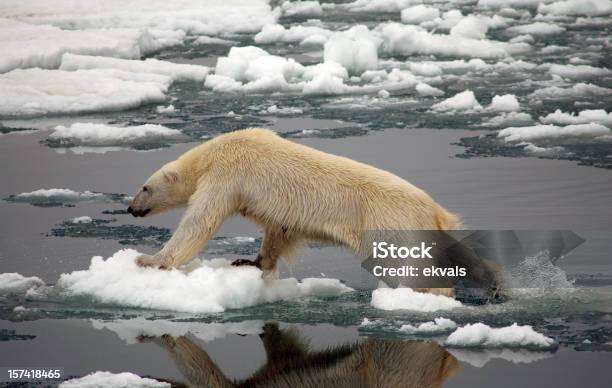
[[498, 123, 611, 142], [49, 123, 185, 147], [540, 109, 612, 126], [399, 318, 458, 335], [72, 216, 93, 224], [0, 273, 44, 294], [57, 249, 353, 313], [445, 323, 556, 349], [488, 94, 520, 112], [432, 90, 482, 112], [59, 54, 210, 82], [370, 288, 462, 312]]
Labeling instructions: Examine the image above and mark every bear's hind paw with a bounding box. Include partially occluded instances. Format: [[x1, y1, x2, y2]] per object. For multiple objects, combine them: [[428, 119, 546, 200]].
[[231, 258, 261, 268]]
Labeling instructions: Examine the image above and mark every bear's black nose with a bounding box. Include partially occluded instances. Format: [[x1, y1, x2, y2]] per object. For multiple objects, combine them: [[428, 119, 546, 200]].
[[127, 206, 134, 215]]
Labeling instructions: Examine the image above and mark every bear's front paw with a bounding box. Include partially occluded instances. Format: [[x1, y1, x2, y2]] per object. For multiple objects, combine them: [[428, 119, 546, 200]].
[[136, 254, 163, 268]]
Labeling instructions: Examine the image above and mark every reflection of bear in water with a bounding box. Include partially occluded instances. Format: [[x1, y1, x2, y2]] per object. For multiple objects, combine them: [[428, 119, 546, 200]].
[[129, 128, 466, 296], [140, 322, 459, 388]]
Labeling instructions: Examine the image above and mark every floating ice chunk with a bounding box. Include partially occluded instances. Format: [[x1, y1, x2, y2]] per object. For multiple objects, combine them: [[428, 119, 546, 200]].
[[59, 371, 169, 388], [431, 90, 482, 112], [478, 0, 557, 7], [378, 89, 390, 98], [498, 123, 611, 142], [370, 288, 462, 312], [49, 123, 184, 148], [91, 318, 264, 344], [281, 1, 323, 17], [72, 216, 93, 224], [302, 73, 348, 94], [400, 5, 440, 24], [507, 22, 565, 35], [193, 36, 237, 46], [342, 0, 419, 12], [531, 83, 612, 99], [445, 323, 556, 349], [0, 19, 168, 73], [156, 105, 175, 114], [254, 24, 333, 45], [416, 83, 445, 97], [324, 26, 379, 74], [0, 273, 45, 295], [538, 0, 612, 16], [377, 23, 528, 58], [450, 16, 490, 39], [215, 46, 304, 83], [264, 105, 304, 115], [360, 317, 381, 327], [482, 112, 533, 127], [302, 62, 349, 80], [400, 318, 458, 335], [540, 109, 612, 126], [409, 62, 443, 76], [5, 188, 131, 207], [7, 0, 278, 37], [60, 54, 210, 82], [548, 64, 612, 79], [0, 68, 169, 117], [488, 94, 520, 112], [57, 249, 353, 313], [510, 34, 535, 44]]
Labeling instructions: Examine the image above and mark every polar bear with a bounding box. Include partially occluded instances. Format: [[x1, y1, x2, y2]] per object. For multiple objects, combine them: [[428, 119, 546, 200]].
[[128, 128, 462, 292]]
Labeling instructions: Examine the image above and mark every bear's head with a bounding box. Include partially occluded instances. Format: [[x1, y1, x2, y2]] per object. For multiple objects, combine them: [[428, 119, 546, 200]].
[[128, 161, 189, 217]]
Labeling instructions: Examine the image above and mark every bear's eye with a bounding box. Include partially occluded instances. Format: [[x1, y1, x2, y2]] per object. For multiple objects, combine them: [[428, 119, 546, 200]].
[[142, 186, 149, 193]]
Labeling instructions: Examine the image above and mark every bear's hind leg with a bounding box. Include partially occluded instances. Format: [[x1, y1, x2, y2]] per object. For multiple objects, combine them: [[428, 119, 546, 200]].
[[232, 225, 300, 277]]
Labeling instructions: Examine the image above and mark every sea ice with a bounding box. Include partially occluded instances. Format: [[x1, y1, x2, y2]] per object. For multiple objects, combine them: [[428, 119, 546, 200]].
[[399, 318, 458, 335], [49, 123, 185, 147], [431, 90, 482, 112], [60, 54, 210, 82], [498, 123, 610, 142], [0, 68, 169, 117], [538, 0, 612, 16], [400, 5, 440, 24], [540, 109, 612, 126], [57, 249, 353, 313], [0, 273, 44, 294], [281, 1, 323, 17], [370, 288, 462, 312], [445, 323, 556, 349], [488, 94, 520, 112]]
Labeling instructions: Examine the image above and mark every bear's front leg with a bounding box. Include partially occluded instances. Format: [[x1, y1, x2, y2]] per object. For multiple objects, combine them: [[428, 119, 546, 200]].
[[136, 253, 173, 270]]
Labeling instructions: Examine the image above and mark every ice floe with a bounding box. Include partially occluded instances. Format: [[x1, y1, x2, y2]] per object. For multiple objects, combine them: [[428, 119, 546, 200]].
[[47, 123, 185, 149], [0, 68, 169, 117], [377, 23, 529, 58], [323, 26, 380, 74], [57, 249, 353, 313], [370, 288, 462, 312], [540, 109, 612, 126], [498, 123, 611, 142], [548, 63, 612, 79], [431, 90, 482, 112], [506, 22, 566, 35], [0, 19, 168, 73], [59, 371, 168, 388], [4, 188, 131, 207], [59, 53, 210, 82], [71, 216, 93, 224], [281, 1, 323, 17], [487, 94, 521, 112], [400, 5, 440, 24], [399, 318, 458, 335], [0, 273, 44, 294], [445, 323, 556, 349], [538, 0, 612, 16]]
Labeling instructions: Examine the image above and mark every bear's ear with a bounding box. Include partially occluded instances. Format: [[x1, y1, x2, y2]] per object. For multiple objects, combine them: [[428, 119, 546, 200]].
[[163, 170, 179, 184]]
